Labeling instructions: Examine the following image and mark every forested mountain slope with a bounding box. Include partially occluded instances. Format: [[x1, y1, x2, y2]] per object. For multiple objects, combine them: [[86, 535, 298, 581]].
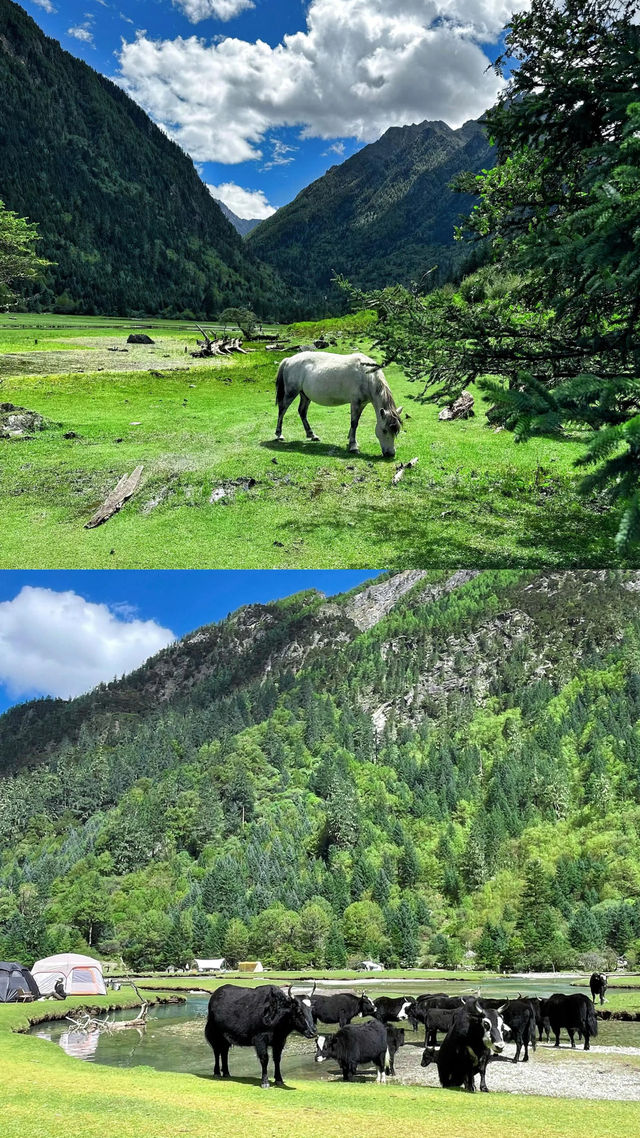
[[0, 0, 288, 317], [249, 119, 494, 315], [1, 570, 639, 972]]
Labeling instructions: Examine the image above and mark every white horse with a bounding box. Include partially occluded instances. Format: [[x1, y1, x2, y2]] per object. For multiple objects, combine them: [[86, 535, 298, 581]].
[[274, 351, 403, 457]]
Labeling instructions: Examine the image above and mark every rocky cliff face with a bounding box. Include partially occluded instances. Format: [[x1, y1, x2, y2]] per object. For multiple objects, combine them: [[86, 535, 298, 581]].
[[342, 571, 430, 631]]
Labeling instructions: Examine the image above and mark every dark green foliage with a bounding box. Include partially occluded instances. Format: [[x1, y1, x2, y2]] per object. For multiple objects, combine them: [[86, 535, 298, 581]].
[[387, 899, 420, 968], [0, 0, 289, 318], [325, 922, 348, 969], [0, 570, 639, 969], [249, 119, 494, 316], [476, 923, 510, 971]]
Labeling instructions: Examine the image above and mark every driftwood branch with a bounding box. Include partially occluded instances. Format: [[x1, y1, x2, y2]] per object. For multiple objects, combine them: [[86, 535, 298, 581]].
[[392, 457, 418, 484], [85, 465, 143, 528], [191, 335, 249, 358]]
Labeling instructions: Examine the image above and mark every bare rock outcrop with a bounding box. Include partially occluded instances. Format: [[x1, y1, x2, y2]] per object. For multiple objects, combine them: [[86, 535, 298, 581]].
[[343, 571, 430, 631]]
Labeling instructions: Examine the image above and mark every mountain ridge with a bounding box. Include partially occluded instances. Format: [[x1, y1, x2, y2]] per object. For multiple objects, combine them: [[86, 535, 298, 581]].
[[1, 574, 639, 972], [215, 200, 264, 236], [249, 116, 495, 314], [0, 0, 288, 317]]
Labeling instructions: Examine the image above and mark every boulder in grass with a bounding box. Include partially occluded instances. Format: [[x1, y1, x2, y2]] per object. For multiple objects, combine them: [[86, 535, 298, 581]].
[[0, 403, 47, 438], [127, 333, 155, 344]]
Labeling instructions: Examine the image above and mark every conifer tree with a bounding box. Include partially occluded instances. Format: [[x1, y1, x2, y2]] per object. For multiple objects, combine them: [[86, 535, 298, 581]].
[[351, 0, 640, 552]]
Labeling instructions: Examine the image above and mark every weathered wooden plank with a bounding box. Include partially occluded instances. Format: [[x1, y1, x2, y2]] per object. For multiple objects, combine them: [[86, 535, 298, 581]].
[[85, 465, 143, 529]]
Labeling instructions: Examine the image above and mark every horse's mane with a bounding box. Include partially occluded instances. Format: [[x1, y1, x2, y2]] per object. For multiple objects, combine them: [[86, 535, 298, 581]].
[[359, 355, 399, 417], [375, 374, 397, 414]]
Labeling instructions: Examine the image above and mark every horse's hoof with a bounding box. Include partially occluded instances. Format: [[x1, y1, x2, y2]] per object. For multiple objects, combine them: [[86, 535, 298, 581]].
[[348, 446, 359, 453], [261, 1082, 270, 1090], [310, 434, 320, 442], [275, 436, 284, 443], [274, 1079, 285, 1088]]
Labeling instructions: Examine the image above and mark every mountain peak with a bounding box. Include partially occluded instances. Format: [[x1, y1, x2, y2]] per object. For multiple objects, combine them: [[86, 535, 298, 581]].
[[249, 114, 494, 313]]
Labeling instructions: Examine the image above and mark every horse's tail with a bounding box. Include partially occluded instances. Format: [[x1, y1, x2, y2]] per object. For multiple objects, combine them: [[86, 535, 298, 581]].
[[275, 358, 287, 406]]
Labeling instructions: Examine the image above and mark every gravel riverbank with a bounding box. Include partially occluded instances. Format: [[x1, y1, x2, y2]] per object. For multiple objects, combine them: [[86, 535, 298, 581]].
[[318, 1038, 640, 1101]]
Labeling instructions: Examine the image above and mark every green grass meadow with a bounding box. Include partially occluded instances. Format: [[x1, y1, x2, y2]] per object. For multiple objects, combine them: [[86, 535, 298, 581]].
[[3, 987, 639, 1138], [0, 315, 623, 569]]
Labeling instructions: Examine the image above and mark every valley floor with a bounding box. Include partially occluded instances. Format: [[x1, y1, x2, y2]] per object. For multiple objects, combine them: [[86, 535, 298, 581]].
[[3, 991, 640, 1138], [0, 315, 626, 569]]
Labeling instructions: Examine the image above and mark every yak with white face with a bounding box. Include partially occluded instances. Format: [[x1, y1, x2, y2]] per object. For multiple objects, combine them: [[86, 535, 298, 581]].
[[275, 351, 402, 457], [373, 996, 418, 1029], [315, 1019, 390, 1082], [422, 1001, 507, 1093]]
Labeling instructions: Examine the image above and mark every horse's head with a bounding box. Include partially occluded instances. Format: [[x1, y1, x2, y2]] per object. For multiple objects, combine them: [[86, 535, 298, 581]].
[[375, 405, 403, 457]]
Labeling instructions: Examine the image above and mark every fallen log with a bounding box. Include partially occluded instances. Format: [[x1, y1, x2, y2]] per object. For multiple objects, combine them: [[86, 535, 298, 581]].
[[85, 466, 143, 529], [66, 1003, 148, 1033], [191, 332, 249, 358], [438, 391, 474, 421], [392, 457, 418, 484]]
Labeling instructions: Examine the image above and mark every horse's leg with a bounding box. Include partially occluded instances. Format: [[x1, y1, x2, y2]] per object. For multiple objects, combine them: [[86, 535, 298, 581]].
[[275, 389, 296, 440], [298, 392, 319, 441], [348, 401, 365, 452]]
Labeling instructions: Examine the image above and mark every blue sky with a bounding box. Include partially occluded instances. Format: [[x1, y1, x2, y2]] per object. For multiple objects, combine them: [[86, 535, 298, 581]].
[[24, 0, 516, 218], [0, 570, 381, 714]]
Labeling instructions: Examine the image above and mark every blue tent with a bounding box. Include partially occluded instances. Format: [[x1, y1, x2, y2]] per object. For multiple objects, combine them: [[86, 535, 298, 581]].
[[0, 961, 40, 1002]]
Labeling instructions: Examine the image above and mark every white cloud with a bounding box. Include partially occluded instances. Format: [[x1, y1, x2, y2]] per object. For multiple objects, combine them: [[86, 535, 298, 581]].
[[31, 0, 57, 13], [0, 587, 174, 701], [261, 137, 298, 171], [118, 0, 528, 164], [323, 141, 346, 157], [173, 0, 255, 21], [68, 25, 95, 44], [208, 181, 275, 218]]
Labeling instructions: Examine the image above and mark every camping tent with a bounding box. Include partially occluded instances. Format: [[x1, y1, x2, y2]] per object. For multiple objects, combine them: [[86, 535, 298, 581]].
[[0, 961, 40, 1002], [237, 961, 264, 972], [31, 953, 106, 996], [194, 958, 227, 972]]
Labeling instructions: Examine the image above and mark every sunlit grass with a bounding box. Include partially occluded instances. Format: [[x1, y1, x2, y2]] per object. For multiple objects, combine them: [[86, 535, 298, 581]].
[[0, 315, 623, 569]]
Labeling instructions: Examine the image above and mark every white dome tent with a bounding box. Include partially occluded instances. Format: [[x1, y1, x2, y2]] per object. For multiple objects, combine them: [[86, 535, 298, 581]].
[[31, 953, 106, 996]]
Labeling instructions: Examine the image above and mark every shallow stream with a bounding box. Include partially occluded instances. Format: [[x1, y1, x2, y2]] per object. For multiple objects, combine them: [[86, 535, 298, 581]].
[[31, 978, 640, 1085]]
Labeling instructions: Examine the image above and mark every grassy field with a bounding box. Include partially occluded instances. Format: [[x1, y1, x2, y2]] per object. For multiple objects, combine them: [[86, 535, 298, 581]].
[[129, 969, 640, 1014], [0, 314, 627, 569], [2, 989, 638, 1138]]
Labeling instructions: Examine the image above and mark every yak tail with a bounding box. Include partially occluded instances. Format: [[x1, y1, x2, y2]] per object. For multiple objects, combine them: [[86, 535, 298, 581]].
[[384, 1047, 391, 1068], [588, 1006, 598, 1038], [275, 359, 286, 406]]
